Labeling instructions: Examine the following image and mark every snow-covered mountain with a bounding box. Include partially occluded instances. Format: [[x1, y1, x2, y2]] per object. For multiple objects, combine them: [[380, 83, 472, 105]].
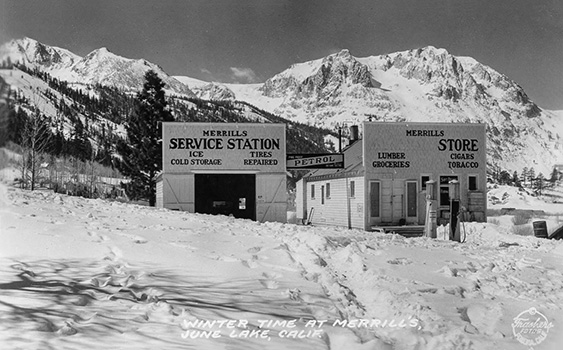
[[1, 37, 562, 173], [0, 37, 194, 97], [0, 37, 81, 72], [178, 47, 563, 174]]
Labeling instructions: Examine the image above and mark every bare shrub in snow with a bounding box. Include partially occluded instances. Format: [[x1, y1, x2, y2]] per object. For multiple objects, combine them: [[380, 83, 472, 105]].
[[512, 212, 532, 225], [488, 218, 500, 226]]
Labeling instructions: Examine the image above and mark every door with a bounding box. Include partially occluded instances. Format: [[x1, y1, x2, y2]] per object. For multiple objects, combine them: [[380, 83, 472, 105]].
[[381, 179, 404, 224], [369, 181, 380, 225], [194, 174, 256, 220]]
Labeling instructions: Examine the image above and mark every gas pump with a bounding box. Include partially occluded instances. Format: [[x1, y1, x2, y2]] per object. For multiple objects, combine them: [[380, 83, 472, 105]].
[[424, 180, 437, 238], [449, 180, 461, 242]]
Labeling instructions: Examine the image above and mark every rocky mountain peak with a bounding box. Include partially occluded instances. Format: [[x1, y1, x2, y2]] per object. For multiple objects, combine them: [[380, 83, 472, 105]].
[[0, 38, 195, 97], [85, 47, 113, 59], [381, 46, 541, 115], [390, 46, 463, 84], [322, 49, 353, 63], [1, 37, 79, 69], [306, 51, 374, 96], [195, 82, 236, 100], [260, 49, 374, 100]]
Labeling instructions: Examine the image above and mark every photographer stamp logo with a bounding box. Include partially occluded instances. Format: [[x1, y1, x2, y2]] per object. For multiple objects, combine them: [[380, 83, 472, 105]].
[[512, 307, 554, 348]]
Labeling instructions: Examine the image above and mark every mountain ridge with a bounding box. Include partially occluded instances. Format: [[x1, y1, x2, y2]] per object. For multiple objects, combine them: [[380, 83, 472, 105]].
[[1, 37, 561, 174], [0, 37, 194, 97]]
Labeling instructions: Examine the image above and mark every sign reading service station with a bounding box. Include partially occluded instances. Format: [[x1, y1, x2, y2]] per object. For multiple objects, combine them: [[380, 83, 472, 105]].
[[163, 123, 286, 173]]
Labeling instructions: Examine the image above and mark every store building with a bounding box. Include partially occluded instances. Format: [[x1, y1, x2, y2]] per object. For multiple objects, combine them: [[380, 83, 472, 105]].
[[296, 122, 487, 230], [157, 122, 287, 223]]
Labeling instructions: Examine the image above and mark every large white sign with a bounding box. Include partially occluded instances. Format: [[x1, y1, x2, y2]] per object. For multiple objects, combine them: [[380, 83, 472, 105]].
[[162, 123, 286, 173], [363, 122, 486, 175]]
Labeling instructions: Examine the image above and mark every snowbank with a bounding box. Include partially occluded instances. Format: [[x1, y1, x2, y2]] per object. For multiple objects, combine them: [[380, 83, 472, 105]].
[[1, 180, 562, 350]]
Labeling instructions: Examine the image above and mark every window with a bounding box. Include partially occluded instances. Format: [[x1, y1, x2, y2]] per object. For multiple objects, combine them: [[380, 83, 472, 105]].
[[321, 186, 325, 205], [421, 175, 430, 191], [370, 182, 380, 217], [326, 183, 331, 199], [350, 181, 355, 197], [468, 175, 478, 191], [311, 184, 315, 199], [439, 175, 458, 206]]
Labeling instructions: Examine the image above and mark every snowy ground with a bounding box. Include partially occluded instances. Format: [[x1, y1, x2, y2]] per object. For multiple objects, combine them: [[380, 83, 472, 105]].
[[488, 184, 563, 214], [487, 184, 563, 237], [1, 175, 563, 349]]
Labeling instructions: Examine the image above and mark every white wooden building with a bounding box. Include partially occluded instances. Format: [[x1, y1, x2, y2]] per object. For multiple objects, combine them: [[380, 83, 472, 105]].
[[157, 122, 287, 223], [296, 122, 487, 230]]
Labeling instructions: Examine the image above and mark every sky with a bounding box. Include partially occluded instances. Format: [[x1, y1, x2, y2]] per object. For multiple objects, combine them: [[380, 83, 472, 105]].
[[1, 0, 562, 109]]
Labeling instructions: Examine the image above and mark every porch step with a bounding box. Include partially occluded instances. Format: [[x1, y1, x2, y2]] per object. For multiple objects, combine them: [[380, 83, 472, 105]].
[[372, 225, 425, 238]]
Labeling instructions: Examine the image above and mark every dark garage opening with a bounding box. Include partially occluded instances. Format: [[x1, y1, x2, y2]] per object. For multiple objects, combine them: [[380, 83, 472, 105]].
[[195, 174, 256, 220]]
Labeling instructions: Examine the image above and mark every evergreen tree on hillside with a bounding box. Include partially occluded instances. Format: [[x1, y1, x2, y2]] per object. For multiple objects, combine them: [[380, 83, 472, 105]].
[[498, 170, 511, 185], [528, 167, 536, 188], [7, 107, 29, 144], [69, 118, 92, 161], [512, 170, 520, 187], [521, 167, 528, 185], [116, 70, 174, 206], [550, 167, 560, 184], [535, 172, 545, 195]]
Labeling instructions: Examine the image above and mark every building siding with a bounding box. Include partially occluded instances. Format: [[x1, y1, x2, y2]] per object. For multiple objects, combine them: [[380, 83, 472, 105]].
[[162, 173, 195, 212], [349, 177, 366, 229], [159, 123, 287, 223], [295, 179, 306, 222], [305, 176, 365, 229], [297, 122, 487, 231], [156, 179, 163, 208], [363, 122, 487, 225], [256, 174, 287, 223]]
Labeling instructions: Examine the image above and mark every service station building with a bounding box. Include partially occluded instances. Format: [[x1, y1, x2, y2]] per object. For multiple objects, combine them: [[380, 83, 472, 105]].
[[156, 122, 287, 223], [296, 122, 487, 230]]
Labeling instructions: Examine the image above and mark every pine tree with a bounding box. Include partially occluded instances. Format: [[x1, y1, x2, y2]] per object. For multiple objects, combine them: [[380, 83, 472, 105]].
[[117, 70, 174, 206], [535, 172, 545, 195], [50, 127, 65, 157], [521, 167, 528, 186], [69, 118, 92, 161], [549, 167, 560, 184], [512, 170, 520, 186], [0, 105, 8, 148], [498, 170, 510, 185], [528, 167, 536, 188]]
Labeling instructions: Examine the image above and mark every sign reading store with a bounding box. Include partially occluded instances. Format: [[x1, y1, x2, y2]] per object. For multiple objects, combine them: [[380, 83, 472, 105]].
[[365, 124, 485, 172]]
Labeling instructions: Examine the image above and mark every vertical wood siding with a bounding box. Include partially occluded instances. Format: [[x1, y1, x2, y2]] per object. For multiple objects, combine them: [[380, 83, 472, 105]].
[[156, 179, 163, 208], [163, 173, 195, 212], [256, 174, 287, 223], [306, 176, 365, 229]]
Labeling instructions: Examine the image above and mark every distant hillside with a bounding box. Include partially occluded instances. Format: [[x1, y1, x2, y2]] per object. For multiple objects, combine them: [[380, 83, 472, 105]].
[[2, 37, 562, 175], [0, 63, 333, 172]]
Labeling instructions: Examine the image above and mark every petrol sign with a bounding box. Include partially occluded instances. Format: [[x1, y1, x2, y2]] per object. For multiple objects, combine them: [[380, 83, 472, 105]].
[[287, 154, 344, 169]]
